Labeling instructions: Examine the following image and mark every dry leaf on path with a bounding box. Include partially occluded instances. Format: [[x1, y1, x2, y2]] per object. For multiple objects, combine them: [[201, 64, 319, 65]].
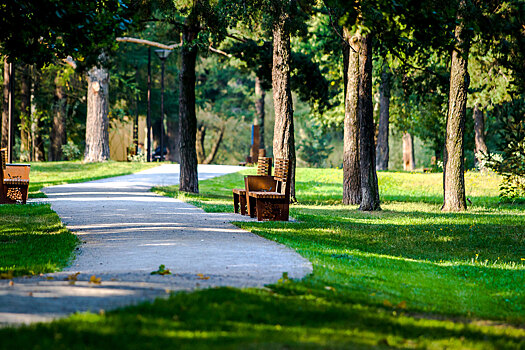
[[89, 275, 102, 285], [196, 273, 210, 280]]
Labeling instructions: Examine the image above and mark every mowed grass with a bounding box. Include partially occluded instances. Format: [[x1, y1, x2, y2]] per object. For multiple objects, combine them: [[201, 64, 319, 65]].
[[2, 168, 524, 349], [157, 169, 525, 322], [0, 204, 78, 276], [28, 161, 158, 198], [1, 161, 159, 276]]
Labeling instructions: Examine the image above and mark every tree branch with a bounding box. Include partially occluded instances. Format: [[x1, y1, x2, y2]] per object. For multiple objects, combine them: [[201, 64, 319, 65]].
[[116, 37, 182, 50], [208, 46, 232, 57]]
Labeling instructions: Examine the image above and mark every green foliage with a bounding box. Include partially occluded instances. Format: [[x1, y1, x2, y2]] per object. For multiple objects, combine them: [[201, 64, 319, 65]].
[[61, 141, 82, 161], [297, 121, 334, 167], [0, 0, 132, 68], [489, 98, 525, 201]]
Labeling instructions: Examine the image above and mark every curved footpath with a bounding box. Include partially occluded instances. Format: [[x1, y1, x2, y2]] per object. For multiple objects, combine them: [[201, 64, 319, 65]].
[[0, 164, 312, 326]]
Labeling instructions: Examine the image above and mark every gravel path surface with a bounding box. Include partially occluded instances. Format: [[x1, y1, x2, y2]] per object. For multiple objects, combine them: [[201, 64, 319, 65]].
[[0, 164, 312, 326]]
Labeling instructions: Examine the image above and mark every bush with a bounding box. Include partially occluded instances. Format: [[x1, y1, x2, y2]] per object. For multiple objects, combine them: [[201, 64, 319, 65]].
[[61, 141, 82, 160], [488, 98, 525, 201]]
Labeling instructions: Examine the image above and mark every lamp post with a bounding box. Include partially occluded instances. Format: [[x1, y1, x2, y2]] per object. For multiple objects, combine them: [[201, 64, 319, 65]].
[[154, 49, 171, 162], [147, 48, 152, 162]]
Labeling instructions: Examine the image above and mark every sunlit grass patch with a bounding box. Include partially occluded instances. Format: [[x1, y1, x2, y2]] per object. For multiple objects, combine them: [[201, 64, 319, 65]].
[[28, 160, 158, 198], [0, 204, 78, 276]]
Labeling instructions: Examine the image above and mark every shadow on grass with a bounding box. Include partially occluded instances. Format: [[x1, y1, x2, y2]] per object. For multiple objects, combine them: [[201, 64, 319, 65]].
[[2, 288, 523, 349]]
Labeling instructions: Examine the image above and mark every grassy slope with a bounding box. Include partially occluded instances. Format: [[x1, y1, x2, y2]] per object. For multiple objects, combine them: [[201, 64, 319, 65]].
[[157, 169, 525, 322], [1, 169, 522, 349], [28, 161, 158, 198], [0, 161, 158, 276]]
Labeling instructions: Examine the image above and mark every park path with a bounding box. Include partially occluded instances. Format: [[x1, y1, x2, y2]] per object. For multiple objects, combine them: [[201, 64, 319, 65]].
[[0, 164, 312, 326]]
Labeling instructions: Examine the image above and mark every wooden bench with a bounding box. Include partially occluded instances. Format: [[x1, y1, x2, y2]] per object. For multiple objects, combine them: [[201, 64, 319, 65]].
[[233, 156, 272, 215], [0, 148, 30, 204], [245, 158, 290, 221]]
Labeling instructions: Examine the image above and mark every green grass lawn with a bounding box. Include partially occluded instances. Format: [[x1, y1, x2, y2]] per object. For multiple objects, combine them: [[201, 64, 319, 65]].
[[0, 161, 158, 276], [28, 161, 158, 198], [1, 168, 524, 349]]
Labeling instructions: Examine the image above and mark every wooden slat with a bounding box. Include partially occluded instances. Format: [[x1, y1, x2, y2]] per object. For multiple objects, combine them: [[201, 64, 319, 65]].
[[256, 157, 272, 176], [232, 188, 246, 195], [249, 191, 285, 199]]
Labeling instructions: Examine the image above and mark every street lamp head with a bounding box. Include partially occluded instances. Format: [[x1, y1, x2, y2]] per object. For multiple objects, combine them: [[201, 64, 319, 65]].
[[154, 49, 172, 60]]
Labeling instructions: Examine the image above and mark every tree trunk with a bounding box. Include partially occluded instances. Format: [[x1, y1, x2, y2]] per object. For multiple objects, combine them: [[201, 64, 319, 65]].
[[442, 0, 471, 212], [255, 75, 266, 152], [178, 19, 199, 193], [166, 119, 180, 162], [19, 65, 32, 161], [2, 59, 10, 149], [376, 64, 390, 171], [342, 27, 361, 205], [196, 124, 206, 164], [84, 65, 110, 162], [358, 33, 380, 211], [402, 132, 415, 171], [272, 8, 296, 201], [31, 67, 45, 161], [473, 103, 488, 168], [204, 126, 224, 164], [49, 71, 67, 161]]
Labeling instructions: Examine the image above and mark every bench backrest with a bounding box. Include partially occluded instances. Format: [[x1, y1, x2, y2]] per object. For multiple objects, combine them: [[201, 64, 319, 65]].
[[0, 149, 5, 187], [273, 158, 290, 199], [256, 157, 272, 176], [0, 148, 6, 170]]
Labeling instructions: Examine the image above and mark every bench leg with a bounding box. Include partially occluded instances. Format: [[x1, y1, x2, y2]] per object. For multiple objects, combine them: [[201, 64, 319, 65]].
[[233, 192, 240, 214], [247, 196, 256, 218], [239, 195, 247, 215]]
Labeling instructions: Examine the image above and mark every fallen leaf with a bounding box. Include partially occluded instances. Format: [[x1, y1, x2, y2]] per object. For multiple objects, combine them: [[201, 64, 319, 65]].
[[397, 301, 407, 309], [8, 280, 14, 286], [28, 292, 33, 296], [89, 275, 101, 285], [46, 276, 54, 280], [67, 272, 80, 281], [196, 273, 210, 280]]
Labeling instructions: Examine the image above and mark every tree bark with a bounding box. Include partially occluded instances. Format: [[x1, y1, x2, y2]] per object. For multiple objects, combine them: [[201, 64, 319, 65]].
[[178, 18, 199, 193], [84, 65, 110, 162], [272, 8, 296, 201], [255, 75, 266, 152], [49, 70, 67, 161], [402, 132, 415, 171], [376, 64, 390, 171], [166, 119, 180, 162], [342, 28, 361, 205], [20, 65, 32, 161], [442, 0, 470, 212], [31, 66, 45, 161], [358, 33, 380, 211], [473, 103, 488, 168], [2, 59, 10, 149]]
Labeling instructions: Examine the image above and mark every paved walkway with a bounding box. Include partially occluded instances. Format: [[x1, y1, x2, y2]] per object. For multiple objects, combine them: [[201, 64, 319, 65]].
[[0, 165, 312, 326]]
